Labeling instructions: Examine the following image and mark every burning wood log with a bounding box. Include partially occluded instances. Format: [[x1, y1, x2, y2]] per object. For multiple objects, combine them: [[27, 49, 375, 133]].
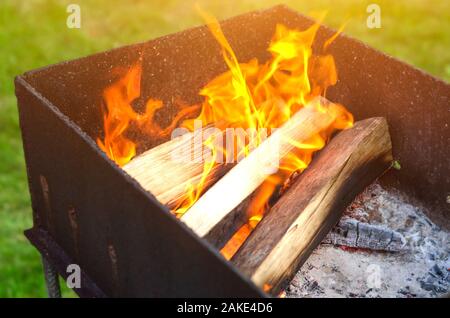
[[322, 218, 407, 252], [123, 129, 230, 208], [231, 117, 392, 294], [180, 97, 340, 247]]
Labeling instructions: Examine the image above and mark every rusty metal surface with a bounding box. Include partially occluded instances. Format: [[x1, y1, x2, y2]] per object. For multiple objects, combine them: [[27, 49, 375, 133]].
[[41, 254, 62, 298], [15, 5, 449, 297], [26, 228, 104, 298], [15, 76, 264, 298]]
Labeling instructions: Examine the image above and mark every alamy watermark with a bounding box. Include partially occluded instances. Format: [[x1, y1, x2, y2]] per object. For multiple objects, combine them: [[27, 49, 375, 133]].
[[170, 121, 282, 176], [66, 264, 81, 289], [366, 264, 382, 289], [366, 4, 382, 29], [66, 4, 81, 29]]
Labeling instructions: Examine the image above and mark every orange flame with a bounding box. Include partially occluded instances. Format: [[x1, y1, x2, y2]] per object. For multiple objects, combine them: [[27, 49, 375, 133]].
[[187, 13, 353, 259], [97, 12, 353, 260], [96, 63, 142, 166], [96, 64, 194, 167]]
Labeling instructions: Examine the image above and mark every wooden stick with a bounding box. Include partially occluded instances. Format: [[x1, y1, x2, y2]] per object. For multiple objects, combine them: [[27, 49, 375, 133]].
[[123, 128, 230, 208], [180, 97, 337, 246], [231, 117, 392, 294]]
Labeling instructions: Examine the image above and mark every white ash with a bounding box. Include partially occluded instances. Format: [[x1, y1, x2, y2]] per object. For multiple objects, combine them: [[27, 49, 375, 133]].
[[286, 183, 450, 298]]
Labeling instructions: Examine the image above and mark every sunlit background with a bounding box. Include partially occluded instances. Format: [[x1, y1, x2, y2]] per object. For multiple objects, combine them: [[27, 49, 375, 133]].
[[0, 0, 449, 297]]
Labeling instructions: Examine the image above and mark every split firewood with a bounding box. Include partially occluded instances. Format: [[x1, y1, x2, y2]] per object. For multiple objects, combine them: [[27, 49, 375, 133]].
[[322, 218, 407, 252], [231, 117, 393, 295], [123, 128, 231, 208], [180, 97, 338, 247]]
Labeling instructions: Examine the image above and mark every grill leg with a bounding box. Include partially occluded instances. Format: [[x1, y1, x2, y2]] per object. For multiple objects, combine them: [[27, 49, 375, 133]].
[[42, 256, 61, 298]]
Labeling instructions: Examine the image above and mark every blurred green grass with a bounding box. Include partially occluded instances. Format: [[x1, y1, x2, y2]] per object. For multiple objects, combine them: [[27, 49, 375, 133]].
[[0, 0, 448, 297]]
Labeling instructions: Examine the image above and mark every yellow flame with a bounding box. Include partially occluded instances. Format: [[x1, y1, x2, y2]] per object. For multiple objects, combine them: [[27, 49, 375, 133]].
[[97, 11, 354, 261]]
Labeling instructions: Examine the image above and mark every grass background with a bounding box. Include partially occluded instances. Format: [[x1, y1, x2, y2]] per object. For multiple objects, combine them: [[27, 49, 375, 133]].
[[0, 0, 449, 297]]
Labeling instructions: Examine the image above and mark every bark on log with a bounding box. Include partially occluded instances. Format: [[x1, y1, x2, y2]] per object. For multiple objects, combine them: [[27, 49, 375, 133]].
[[322, 218, 406, 252], [231, 117, 393, 295]]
